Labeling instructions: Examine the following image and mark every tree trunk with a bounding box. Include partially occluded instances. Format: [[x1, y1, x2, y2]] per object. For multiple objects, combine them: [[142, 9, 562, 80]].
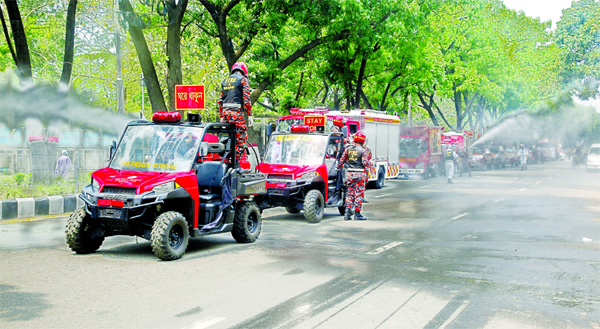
[[320, 78, 329, 105], [166, 0, 189, 111], [59, 0, 77, 91], [416, 91, 439, 126], [294, 72, 304, 101], [0, 4, 17, 66], [4, 0, 32, 84], [354, 52, 368, 108], [120, 0, 166, 112], [452, 85, 462, 130]]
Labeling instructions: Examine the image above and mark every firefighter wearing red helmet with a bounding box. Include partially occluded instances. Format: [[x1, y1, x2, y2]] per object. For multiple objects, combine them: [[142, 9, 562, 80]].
[[337, 132, 372, 221], [218, 62, 254, 163], [331, 116, 344, 132]]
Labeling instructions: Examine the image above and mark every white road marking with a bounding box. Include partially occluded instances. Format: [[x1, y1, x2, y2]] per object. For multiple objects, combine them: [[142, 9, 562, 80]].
[[367, 241, 404, 255], [185, 316, 226, 329], [419, 185, 431, 189], [548, 177, 552, 179], [590, 321, 600, 329], [535, 181, 541, 184], [494, 198, 504, 203], [439, 301, 469, 329], [451, 213, 469, 220], [375, 193, 391, 198], [519, 188, 526, 191]]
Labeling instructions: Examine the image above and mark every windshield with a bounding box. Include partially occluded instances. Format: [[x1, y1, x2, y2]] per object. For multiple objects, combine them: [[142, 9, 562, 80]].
[[264, 134, 328, 165], [109, 125, 203, 173], [490, 146, 500, 153], [399, 138, 425, 157], [590, 147, 600, 155], [473, 146, 485, 154], [276, 118, 335, 132]]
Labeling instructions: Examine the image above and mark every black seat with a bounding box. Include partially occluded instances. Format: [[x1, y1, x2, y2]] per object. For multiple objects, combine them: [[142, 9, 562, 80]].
[[196, 162, 226, 195]]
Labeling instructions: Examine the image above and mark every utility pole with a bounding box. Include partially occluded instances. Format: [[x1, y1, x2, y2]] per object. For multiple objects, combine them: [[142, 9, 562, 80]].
[[114, 0, 124, 114]]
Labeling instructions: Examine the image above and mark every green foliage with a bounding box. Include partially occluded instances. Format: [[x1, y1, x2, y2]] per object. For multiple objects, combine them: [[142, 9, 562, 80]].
[[0, 172, 92, 199]]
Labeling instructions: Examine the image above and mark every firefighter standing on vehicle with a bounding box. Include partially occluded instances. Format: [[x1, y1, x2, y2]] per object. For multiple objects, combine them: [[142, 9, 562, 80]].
[[444, 146, 458, 184], [337, 132, 371, 221], [218, 62, 254, 163]]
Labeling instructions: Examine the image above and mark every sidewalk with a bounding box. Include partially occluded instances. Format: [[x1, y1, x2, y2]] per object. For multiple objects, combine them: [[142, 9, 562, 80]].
[[0, 195, 84, 221]]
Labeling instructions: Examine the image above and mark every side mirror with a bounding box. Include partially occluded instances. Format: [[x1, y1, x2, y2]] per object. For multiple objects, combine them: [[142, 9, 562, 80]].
[[199, 142, 209, 157], [109, 140, 117, 159], [342, 126, 349, 138]]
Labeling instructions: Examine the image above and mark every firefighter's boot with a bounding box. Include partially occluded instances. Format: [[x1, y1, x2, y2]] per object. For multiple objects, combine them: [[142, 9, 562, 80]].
[[354, 211, 368, 220], [448, 178, 453, 184], [344, 208, 352, 221]]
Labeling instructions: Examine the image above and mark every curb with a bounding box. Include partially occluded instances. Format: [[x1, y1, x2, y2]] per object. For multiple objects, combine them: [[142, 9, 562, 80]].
[[0, 195, 83, 221]]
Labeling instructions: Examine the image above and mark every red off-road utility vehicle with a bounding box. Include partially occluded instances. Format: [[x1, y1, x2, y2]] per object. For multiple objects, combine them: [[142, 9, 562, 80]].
[[66, 112, 267, 260], [257, 124, 347, 223]]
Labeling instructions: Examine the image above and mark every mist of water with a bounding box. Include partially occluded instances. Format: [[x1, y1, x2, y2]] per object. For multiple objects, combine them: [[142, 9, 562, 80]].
[[1, 78, 133, 136]]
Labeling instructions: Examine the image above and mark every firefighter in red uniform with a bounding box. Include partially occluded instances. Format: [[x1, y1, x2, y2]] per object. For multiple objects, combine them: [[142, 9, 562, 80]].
[[218, 62, 254, 163], [337, 132, 371, 221]]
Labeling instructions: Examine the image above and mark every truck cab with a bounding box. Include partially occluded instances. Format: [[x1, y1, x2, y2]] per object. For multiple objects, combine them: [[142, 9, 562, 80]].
[[259, 124, 346, 223]]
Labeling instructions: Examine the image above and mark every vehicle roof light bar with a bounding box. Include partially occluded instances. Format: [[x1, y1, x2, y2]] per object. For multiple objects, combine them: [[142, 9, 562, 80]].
[[152, 111, 182, 123]]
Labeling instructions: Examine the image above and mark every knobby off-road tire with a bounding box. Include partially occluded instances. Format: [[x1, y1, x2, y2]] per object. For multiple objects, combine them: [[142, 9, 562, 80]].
[[65, 206, 104, 254], [304, 189, 324, 223], [232, 201, 262, 243], [285, 206, 301, 214], [151, 211, 189, 261]]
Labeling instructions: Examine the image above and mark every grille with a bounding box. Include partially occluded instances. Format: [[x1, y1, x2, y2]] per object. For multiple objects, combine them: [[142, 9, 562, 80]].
[[102, 186, 137, 194], [268, 174, 293, 180]]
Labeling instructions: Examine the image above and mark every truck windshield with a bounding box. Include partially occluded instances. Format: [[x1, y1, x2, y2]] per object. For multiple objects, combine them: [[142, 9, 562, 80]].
[[276, 118, 334, 132], [264, 134, 328, 165], [399, 138, 425, 157], [473, 146, 485, 154], [109, 125, 203, 173]]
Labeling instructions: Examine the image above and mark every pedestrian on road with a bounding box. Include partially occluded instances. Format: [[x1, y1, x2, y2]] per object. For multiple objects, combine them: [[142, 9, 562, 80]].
[[458, 147, 471, 177], [55, 150, 73, 179], [338, 132, 371, 221], [518, 144, 528, 170], [218, 62, 254, 164], [444, 146, 458, 184]]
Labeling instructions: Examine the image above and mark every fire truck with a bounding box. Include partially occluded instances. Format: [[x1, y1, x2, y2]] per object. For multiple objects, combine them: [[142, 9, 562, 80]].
[[398, 126, 443, 178], [273, 108, 402, 189]]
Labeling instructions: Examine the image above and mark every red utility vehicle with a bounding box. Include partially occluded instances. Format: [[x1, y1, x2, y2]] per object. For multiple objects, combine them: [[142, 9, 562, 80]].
[[258, 124, 347, 223], [398, 126, 443, 178], [66, 112, 267, 260]]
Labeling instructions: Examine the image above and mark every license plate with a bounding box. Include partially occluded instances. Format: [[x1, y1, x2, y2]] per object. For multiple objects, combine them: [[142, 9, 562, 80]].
[[99, 208, 122, 219], [268, 189, 284, 196]]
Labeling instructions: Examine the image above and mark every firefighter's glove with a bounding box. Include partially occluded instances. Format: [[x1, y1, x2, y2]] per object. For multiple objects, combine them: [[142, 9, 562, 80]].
[[248, 116, 254, 127]]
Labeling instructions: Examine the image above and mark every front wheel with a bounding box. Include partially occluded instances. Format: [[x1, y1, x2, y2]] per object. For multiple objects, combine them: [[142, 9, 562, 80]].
[[372, 167, 385, 188], [232, 202, 262, 243], [66, 207, 104, 254], [304, 189, 324, 223], [151, 211, 189, 261]]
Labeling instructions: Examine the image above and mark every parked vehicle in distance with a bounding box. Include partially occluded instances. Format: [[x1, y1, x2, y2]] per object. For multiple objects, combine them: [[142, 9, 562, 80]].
[[398, 126, 443, 179], [470, 145, 491, 170], [505, 146, 517, 167], [489, 144, 507, 169], [586, 144, 600, 171]]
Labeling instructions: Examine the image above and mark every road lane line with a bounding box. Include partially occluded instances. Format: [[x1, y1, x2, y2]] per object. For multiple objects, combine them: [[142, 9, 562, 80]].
[[367, 241, 404, 255], [494, 198, 504, 203], [185, 316, 226, 329], [375, 193, 391, 198], [419, 185, 431, 189], [451, 213, 469, 220], [439, 301, 469, 329], [547, 177, 552, 179], [535, 181, 541, 184], [519, 188, 526, 191], [590, 321, 600, 329]]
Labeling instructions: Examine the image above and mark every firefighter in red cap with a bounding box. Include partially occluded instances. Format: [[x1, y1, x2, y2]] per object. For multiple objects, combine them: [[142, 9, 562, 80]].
[[331, 116, 344, 132], [337, 132, 371, 220], [218, 62, 253, 163]]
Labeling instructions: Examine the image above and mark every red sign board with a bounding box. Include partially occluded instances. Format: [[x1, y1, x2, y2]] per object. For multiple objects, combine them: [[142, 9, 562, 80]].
[[175, 85, 205, 110], [304, 115, 326, 132]]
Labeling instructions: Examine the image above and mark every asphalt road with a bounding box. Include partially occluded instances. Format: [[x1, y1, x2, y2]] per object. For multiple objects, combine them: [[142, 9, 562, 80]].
[[1, 160, 599, 329]]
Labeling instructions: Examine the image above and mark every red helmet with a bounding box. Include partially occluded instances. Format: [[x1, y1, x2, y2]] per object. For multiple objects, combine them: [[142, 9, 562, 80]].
[[353, 132, 366, 144], [231, 62, 248, 77], [333, 116, 344, 127]]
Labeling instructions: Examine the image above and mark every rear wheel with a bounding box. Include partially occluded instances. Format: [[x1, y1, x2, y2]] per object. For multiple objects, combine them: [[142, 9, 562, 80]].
[[151, 211, 189, 261], [304, 189, 324, 223], [66, 207, 104, 254], [232, 201, 262, 243]]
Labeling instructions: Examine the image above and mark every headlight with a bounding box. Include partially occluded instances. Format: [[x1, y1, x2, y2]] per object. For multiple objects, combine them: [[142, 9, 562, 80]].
[[415, 163, 423, 169], [92, 177, 100, 191], [300, 171, 318, 180], [152, 181, 176, 193], [474, 155, 484, 160]]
